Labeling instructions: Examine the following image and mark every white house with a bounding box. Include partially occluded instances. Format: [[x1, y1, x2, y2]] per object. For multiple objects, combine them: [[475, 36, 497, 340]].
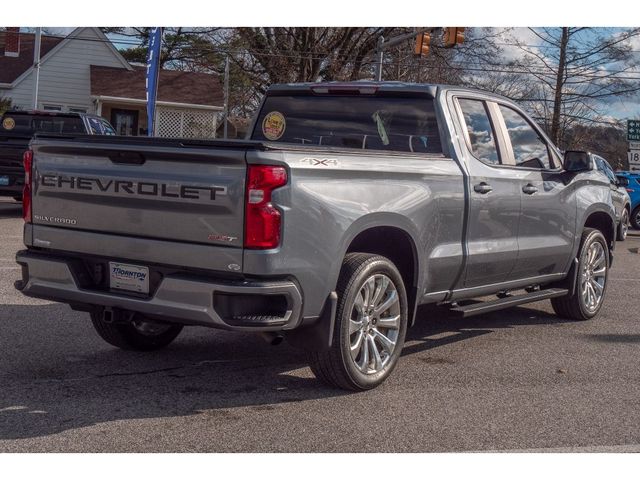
[[0, 27, 224, 137]]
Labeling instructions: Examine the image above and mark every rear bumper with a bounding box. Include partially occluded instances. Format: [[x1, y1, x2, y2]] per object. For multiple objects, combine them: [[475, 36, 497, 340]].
[[15, 250, 303, 332]]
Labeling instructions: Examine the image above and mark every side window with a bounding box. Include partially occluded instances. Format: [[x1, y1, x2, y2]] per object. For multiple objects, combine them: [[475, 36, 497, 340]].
[[458, 98, 500, 165], [599, 158, 617, 184], [101, 120, 116, 135], [87, 117, 103, 135], [498, 105, 551, 169]]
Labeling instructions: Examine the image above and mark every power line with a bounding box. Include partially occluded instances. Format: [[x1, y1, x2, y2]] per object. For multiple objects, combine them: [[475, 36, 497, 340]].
[[6, 30, 640, 80]]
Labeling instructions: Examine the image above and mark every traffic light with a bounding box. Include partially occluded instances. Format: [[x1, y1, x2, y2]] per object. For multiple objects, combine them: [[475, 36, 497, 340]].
[[414, 32, 431, 57], [443, 27, 465, 48]]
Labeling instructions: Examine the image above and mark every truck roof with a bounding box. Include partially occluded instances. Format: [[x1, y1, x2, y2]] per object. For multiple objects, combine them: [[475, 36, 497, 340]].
[[266, 81, 514, 103]]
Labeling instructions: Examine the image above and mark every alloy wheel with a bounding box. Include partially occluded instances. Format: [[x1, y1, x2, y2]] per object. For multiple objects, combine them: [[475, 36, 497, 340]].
[[348, 274, 401, 374], [581, 241, 607, 313]]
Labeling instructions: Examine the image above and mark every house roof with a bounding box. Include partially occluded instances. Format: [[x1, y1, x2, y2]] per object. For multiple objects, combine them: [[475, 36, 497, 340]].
[[90, 65, 224, 107], [0, 31, 64, 84]]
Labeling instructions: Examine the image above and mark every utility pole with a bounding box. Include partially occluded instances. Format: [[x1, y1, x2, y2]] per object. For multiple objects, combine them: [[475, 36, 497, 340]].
[[223, 54, 230, 139], [32, 27, 42, 110], [374, 28, 433, 82]]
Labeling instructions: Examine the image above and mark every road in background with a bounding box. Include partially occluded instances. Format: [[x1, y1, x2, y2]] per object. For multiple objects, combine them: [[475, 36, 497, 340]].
[[0, 197, 639, 452]]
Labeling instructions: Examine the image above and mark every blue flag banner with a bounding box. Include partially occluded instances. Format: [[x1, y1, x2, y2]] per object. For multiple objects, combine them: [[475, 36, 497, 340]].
[[145, 27, 162, 136]]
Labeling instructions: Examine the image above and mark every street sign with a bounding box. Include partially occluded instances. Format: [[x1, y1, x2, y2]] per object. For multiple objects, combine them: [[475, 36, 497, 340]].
[[629, 150, 640, 166], [630, 141, 640, 150], [628, 120, 640, 141]]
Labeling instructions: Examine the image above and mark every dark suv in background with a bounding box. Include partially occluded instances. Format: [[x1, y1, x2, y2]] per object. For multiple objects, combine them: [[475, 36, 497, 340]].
[[0, 110, 115, 200]]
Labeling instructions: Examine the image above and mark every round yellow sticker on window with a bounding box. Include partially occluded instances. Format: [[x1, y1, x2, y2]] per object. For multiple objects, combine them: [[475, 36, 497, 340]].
[[2, 117, 15, 131], [262, 111, 286, 140]]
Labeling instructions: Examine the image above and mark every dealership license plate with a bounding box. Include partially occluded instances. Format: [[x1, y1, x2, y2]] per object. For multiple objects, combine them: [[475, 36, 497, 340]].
[[109, 262, 149, 294], [0, 176, 9, 186]]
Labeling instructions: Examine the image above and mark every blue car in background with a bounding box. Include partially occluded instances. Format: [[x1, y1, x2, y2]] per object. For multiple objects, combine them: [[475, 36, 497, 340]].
[[615, 172, 640, 229]]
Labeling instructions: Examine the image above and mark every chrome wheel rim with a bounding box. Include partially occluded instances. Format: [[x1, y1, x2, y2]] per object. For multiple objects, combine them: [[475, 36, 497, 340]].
[[581, 242, 607, 313], [132, 319, 171, 336], [622, 211, 629, 238], [349, 274, 401, 375]]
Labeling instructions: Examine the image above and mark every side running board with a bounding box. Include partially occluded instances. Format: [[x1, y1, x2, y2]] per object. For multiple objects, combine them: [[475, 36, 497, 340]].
[[448, 288, 568, 318]]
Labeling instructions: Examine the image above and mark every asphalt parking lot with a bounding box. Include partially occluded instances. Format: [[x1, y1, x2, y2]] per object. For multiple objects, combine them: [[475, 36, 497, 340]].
[[0, 197, 639, 453]]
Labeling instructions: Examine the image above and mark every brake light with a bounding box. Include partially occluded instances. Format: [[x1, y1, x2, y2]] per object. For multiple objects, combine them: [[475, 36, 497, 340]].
[[244, 165, 287, 249], [310, 84, 378, 95], [22, 150, 33, 223]]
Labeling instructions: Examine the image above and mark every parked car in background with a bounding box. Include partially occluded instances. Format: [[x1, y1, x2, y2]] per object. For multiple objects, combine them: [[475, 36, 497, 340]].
[[615, 171, 640, 230], [0, 110, 115, 200], [592, 154, 631, 240]]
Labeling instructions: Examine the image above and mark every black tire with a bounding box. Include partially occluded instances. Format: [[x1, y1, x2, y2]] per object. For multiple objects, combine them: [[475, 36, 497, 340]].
[[631, 206, 640, 230], [551, 228, 609, 321], [90, 312, 183, 351], [308, 253, 408, 391], [617, 208, 629, 241]]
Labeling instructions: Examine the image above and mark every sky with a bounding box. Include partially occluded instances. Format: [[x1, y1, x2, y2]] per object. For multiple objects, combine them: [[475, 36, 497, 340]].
[[26, 27, 640, 122]]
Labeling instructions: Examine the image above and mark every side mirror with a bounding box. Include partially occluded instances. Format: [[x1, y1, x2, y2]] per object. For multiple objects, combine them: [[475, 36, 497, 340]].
[[563, 150, 592, 172], [617, 176, 629, 187]]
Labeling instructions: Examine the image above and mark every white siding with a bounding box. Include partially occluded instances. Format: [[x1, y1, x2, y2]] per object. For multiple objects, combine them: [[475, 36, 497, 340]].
[[6, 28, 128, 113]]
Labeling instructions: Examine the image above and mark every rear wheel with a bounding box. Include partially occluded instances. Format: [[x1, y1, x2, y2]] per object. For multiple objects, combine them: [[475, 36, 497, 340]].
[[90, 312, 183, 351], [631, 206, 640, 230], [617, 208, 629, 241], [551, 228, 609, 321], [308, 253, 408, 391]]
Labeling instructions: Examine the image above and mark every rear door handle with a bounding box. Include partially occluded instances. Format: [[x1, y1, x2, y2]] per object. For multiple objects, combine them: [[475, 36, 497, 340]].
[[474, 182, 492, 194], [522, 184, 538, 195]]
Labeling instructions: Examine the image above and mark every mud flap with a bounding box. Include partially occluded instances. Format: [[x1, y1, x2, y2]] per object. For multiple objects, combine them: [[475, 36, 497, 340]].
[[285, 292, 337, 352]]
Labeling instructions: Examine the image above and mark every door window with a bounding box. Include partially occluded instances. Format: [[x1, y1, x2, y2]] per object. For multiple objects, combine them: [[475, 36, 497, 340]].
[[457, 98, 500, 165], [498, 105, 550, 169]]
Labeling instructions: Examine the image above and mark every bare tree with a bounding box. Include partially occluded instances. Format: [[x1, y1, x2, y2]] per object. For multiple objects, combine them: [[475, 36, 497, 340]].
[[509, 27, 640, 147]]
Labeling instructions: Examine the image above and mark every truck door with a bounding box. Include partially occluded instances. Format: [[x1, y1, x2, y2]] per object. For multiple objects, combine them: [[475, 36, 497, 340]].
[[455, 97, 521, 288], [493, 104, 577, 280]]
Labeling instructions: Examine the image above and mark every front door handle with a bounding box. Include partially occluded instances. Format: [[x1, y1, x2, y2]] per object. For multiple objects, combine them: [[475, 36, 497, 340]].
[[522, 184, 538, 195], [474, 182, 493, 194]]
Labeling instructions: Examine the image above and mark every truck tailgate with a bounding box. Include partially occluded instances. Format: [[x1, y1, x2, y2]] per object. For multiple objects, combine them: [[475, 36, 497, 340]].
[[29, 137, 248, 268]]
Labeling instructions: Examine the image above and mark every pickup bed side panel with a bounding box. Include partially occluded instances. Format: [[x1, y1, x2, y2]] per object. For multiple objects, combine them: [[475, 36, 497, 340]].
[[243, 149, 466, 320]]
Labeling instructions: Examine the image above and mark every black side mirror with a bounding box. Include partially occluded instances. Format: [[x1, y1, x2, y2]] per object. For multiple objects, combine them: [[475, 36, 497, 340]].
[[617, 176, 629, 187], [563, 150, 592, 172]]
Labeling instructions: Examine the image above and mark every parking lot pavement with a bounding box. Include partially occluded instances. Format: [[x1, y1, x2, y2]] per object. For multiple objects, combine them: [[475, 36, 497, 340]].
[[0, 196, 639, 452]]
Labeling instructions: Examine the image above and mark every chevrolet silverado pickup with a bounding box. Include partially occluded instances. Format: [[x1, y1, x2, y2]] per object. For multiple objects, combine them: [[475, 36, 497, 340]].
[[0, 110, 115, 199], [15, 82, 617, 391]]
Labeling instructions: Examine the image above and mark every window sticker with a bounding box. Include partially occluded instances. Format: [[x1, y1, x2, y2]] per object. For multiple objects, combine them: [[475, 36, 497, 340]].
[[262, 111, 286, 140], [2, 117, 15, 131]]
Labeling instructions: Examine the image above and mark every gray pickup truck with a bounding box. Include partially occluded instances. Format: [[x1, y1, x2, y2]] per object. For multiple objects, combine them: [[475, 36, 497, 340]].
[[15, 82, 617, 391]]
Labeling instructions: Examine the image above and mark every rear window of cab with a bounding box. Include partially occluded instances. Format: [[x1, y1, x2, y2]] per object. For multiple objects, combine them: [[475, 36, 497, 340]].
[[251, 94, 442, 155]]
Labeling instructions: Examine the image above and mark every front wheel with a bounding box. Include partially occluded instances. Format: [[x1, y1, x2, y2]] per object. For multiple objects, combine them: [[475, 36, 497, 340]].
[[308, 253, 408, 391], [90, 312, 183, 351], [617, 208, 629, 241], [551, 228, 609, 321]]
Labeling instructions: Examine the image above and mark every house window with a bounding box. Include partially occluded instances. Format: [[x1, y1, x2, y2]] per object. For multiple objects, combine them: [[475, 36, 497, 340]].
[[42, 104, 63, 111], [69, 107, 87, 114]]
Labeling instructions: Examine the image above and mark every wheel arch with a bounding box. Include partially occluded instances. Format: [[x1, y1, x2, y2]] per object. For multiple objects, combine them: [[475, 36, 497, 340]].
[[337, 215, 422, 326], [582, 208, 616, 256]]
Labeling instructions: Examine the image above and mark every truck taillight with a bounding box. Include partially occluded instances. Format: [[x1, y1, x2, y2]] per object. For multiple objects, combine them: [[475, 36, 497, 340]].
[[22, 150, 33, 223], [244, 165, 287, 249]]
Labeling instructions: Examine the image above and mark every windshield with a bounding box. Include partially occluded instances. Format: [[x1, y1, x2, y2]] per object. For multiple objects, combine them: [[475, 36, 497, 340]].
[[251, 94, 442, 154]]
